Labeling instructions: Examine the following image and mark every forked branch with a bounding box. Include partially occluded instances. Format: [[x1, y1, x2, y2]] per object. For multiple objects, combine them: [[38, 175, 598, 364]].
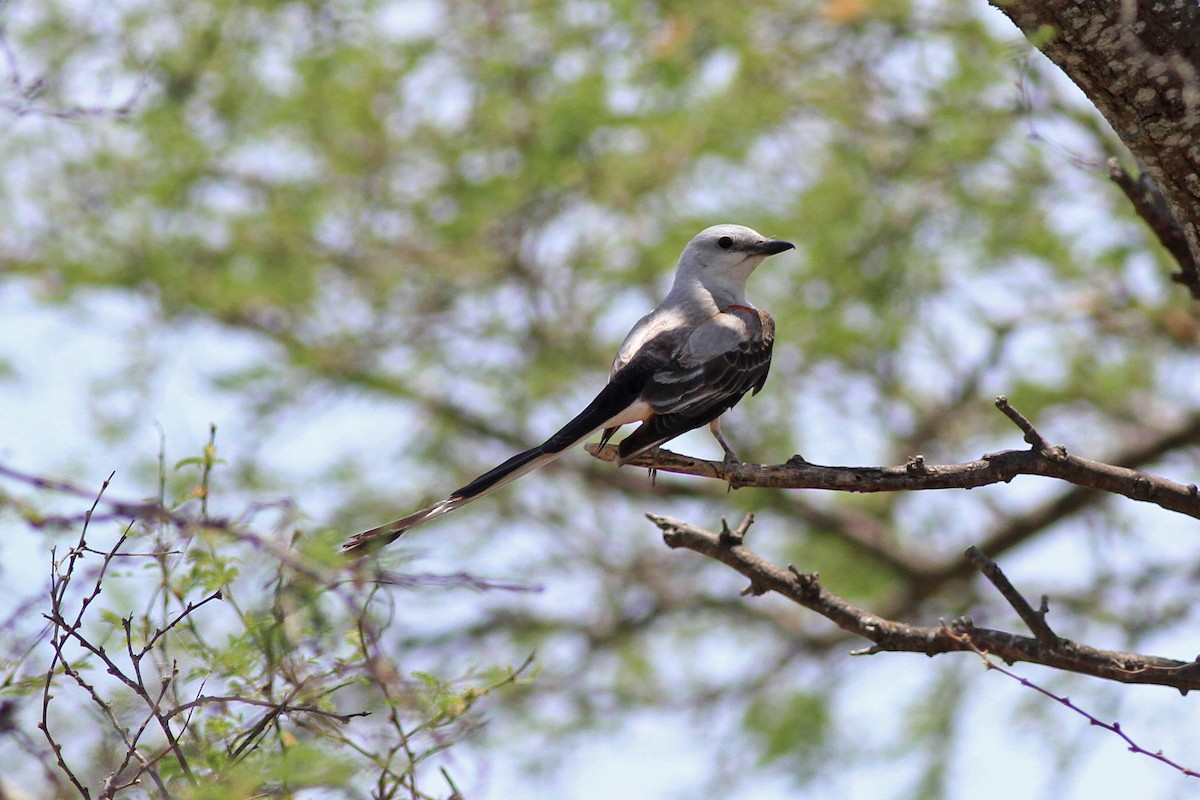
[[649, 513, 1200, 693]]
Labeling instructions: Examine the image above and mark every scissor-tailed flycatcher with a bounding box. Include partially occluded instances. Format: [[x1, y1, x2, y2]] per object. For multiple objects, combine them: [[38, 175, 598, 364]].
[[344, 224, 793, 554]]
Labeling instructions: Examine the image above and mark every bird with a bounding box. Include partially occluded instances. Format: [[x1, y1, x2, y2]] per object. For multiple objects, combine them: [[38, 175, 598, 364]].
[[344, 224, 794, 554]]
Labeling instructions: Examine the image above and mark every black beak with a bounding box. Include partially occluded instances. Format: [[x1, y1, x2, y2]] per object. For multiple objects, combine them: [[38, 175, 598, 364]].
[[754, 239, 795, 256]]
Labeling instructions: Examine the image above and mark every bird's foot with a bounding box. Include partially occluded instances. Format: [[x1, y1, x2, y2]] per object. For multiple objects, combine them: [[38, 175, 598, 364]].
[[719, 450, 742, 493], [644, 446, 664, 485], [717, 438, 742, 467]]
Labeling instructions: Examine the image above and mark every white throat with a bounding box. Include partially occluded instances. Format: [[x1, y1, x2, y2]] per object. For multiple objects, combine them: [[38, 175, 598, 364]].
[[670, 260, 760, 310]]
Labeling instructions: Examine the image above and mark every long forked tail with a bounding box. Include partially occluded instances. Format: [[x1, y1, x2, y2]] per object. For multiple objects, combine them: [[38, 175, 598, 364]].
[[342, 372, 649, 555], [341, 446, 562, 554]]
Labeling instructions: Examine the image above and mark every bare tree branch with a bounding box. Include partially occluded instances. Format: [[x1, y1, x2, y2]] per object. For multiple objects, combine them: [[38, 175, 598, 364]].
[[964, 546, 1058, 649], [648, 513, 1200, 693], [898, 404, 1200, 609], [588, 397, 1200, 522]]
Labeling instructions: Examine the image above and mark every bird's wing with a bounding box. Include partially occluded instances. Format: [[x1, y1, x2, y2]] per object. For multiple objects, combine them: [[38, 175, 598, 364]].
[[615, 307, 774, 460]]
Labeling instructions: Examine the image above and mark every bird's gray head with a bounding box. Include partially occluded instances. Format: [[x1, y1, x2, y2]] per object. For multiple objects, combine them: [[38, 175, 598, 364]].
[[672, 224, 795, 305]]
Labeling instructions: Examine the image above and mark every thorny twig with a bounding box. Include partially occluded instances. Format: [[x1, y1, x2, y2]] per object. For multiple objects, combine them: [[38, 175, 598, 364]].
[[949, 626, 1200, 781]]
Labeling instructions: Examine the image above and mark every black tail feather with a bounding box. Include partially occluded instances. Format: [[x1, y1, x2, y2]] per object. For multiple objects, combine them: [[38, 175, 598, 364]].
[[457, 372, 651, 498], [452, 445, 547, 500]]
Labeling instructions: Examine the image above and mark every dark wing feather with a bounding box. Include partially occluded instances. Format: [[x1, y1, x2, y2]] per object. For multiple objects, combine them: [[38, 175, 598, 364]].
[[749, 310, 775, 395], [617, 309, 774, 460]]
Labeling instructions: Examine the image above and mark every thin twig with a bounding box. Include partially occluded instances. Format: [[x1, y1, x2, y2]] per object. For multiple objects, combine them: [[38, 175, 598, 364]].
[[993, 396, 1056, 456], [949, 626, 1200, 780], [166, 694, 369, 724]]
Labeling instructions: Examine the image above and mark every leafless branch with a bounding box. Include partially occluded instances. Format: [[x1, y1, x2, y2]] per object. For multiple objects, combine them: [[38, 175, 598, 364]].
[[963, 546, 1057, 648], [649, 513, 1200, 693], [38, 474, 118, 800], [588, 397, 1200, 522]]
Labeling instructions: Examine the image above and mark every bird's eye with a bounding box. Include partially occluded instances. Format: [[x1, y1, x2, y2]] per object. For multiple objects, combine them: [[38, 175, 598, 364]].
[[717, 236, 733, 249]]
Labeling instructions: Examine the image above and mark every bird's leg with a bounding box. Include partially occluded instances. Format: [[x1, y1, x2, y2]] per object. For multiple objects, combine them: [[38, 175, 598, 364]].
[[709, 419, 741, 465], [645, 445, 662, 485]]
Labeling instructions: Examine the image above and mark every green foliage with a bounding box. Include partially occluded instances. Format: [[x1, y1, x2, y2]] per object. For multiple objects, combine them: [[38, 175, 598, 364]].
[[178, 742, 358, 800], [0, 440, 530, 797], [744, 690, 830, 770]]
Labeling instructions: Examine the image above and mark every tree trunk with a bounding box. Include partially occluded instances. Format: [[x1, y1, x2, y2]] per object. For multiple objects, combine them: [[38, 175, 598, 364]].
[[990, 1, 1200, 288]]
